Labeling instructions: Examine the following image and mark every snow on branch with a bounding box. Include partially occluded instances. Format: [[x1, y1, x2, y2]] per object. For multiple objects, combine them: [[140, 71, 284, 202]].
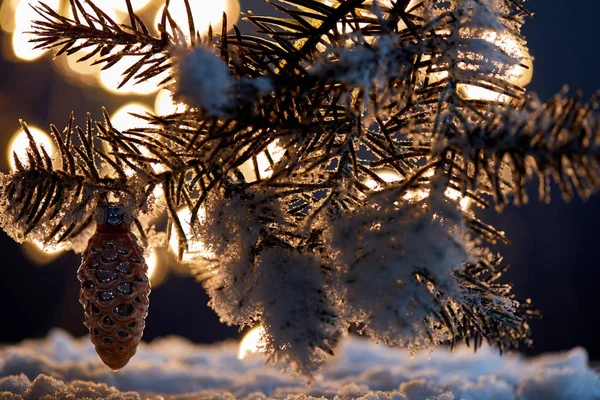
[[0, 113, 159, 252], [197, 186, 282, 327], [173, 46, 272, 117], [436, 91, 600, 208], [254, 246, 343, 376], [2, 0, 598, 377], [30, 0, 173, 88], [326, 190, 530, 353]]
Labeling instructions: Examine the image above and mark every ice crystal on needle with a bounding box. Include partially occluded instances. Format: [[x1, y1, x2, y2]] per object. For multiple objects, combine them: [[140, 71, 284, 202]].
[[0, 0, 598, 375]]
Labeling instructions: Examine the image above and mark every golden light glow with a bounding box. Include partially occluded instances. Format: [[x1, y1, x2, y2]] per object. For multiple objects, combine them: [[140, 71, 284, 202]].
[[21, 240, 64, 265], [56, 4, 160, 90], [64, 48, 103, 77], [12, 0, 60, 61], [363, 169, 402, 190], [154, 0, 239, 37], [364, 169, 429, 202], [154, 89, 186, 115], [396, 0, 424, 31], [99, 57, 164, 95], [66, 2, 120, 21], [404, 0, 423, 9], [419, 54, 449, 86], [145, 246, 170, 288], [0, 0, 19, 34], [459, 31, 533, 102], [110, 102, 153, 132], [445, 187, 471, 210], [108, 102, 166, 174], [112, 0, 152, 12], [238, 141, 285, 182], [364, 168, 470, 210], [146, 248, 158, 280], [32, 240, 64, 254], [238, 326, 266, 360], [7, 126, 56, 172], [168, 207, 213, 262], [61, 4, 120, 78]]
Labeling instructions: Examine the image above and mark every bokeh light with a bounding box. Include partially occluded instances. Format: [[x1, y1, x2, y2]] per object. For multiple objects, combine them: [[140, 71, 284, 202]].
[[110, 102, 153, 132], [6, 124, 65, 261], [0, 0, 19, 34], [168, 207, 213, 263], [112, 0, 152, 12], [238, 325, 266, 360], [459, 31, 533, 102], [145, 247, 168, 287], [154, 0, 239, 37], [60, 2, 121, 79], [7, 125, 56, 172], [154, 89, 186, 115], [146, 248, 157, 278], [363, 168, 470, 209], [238, 141, 285, 182], [362, 168, 403, 190], [66, 1, 120, 21], [108, 102, 166, 175], [3, 0, 240, 93], [99, 56, 166, 95], [11, 0, 60, 61], [21, 240, 65, 265]]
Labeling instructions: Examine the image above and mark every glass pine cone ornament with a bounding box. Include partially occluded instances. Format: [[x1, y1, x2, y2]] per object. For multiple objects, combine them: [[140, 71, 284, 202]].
[[77, 205, 151, 370]]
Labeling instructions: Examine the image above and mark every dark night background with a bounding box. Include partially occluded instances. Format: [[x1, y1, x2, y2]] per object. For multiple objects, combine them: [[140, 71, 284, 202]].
[[0, 0, 599, 360]]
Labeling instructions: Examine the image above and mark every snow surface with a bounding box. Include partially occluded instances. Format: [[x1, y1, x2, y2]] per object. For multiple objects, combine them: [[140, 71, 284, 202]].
[[1, 329, 599, 399]]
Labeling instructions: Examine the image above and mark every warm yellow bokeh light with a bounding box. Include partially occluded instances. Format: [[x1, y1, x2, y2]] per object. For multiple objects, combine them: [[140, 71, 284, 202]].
[[363, 168, 428, 202], [64, 50, 102, 77], [238, 326, 266, 360], [154, 89, 186, 115], [146, 247, 170, 288], [21, 240, 64, 265], [63, 3, 119, 77], [404, 0, 423, 10], [445, 188, 471, 210], [363, 168, 470, 209], [0, 0, 20, 34], [7, 126, 56, 172], [460, 31, 533, 102], [154, 0, 239, 37], [169, 207, 213, 262], [67, 1, 120, 21], [111, 102, 153, 132], [108, 102, 166, 174], [146, 248, 158, 280], [12, 0, 60, 61], [33, 240, 63, 254], [363, 169, 402, 190], [112, 0, 152, 12], [238, 141, 285, 182], [61, 3, 159, 90], [99, 57, 165, 95]]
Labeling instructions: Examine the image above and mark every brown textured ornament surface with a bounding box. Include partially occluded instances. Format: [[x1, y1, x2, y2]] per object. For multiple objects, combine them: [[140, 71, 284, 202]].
[[77, 211, 150, 370]]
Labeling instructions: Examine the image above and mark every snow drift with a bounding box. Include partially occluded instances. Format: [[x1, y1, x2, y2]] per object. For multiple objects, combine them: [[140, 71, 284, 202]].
[[0, 329, 599, 399]]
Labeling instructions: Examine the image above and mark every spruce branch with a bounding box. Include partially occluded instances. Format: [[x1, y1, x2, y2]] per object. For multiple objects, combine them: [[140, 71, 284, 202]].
[[29, 0, 200, 87], [435, 91, 600, 209], [0, 112, 158, 251], [6, 0, 600, 376]]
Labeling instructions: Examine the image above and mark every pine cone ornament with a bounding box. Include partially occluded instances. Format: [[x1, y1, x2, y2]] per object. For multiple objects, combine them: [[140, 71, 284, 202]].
[[77, 205, 151, 370]]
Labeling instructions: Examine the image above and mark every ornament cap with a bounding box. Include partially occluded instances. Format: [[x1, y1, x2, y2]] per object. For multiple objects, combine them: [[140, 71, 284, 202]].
[[95, 204, 133, 226]]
